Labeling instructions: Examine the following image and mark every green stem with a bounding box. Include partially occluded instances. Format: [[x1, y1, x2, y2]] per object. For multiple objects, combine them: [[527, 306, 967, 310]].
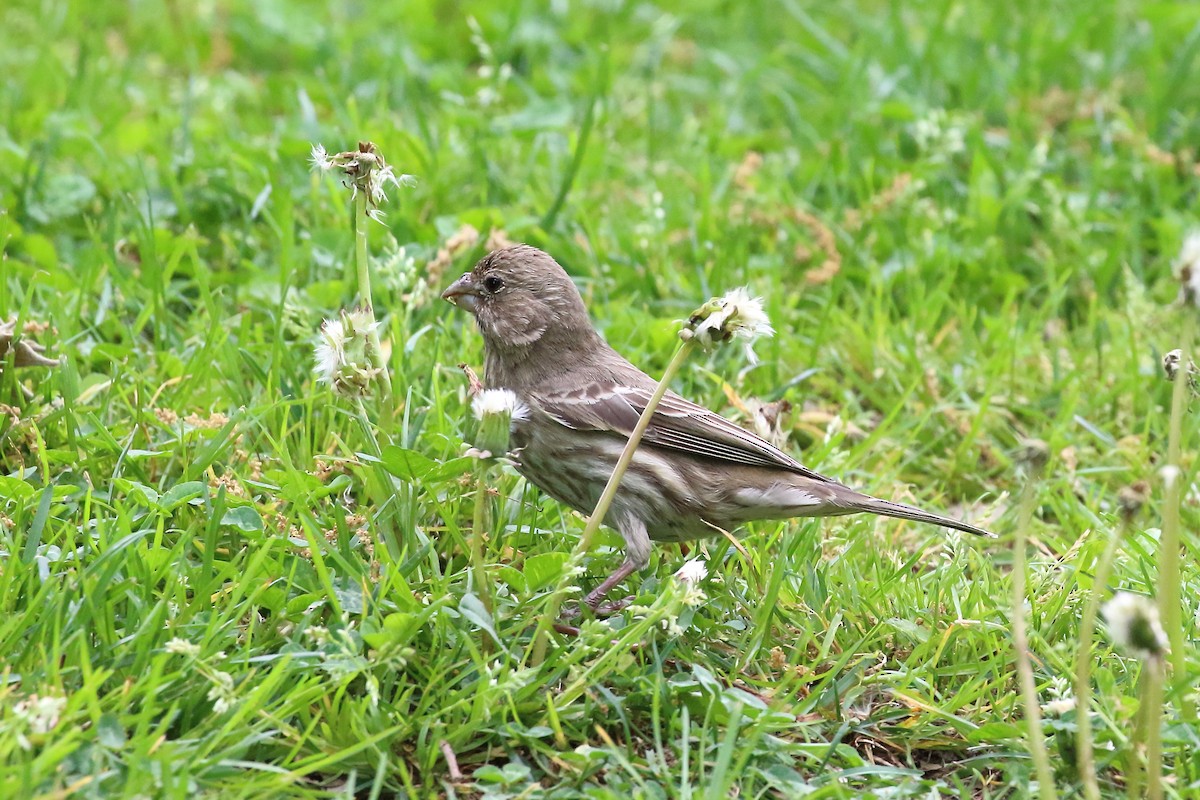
[[354, 400, 383, 459], [1012, 476, 1059, 800], [1075, 518, 1129, 800], [1160, 318, 1190, 709], [470, 466, 493, 615], [1144, 657, 1165, 800], [354, 191, 395, 428], [580, 341, 695, 550], [528, 339, 696, 666]]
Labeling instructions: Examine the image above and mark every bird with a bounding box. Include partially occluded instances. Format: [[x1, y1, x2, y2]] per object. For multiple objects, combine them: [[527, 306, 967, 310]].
[[442, 245, 993, 610]]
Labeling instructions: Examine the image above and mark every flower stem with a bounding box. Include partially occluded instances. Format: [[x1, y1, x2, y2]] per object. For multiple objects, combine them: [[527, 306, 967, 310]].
[[354, 191, 395, 427], [470, 466, 493, 615], [1012, 475, 1059, 800], [1160, 317, 1191, 709], [528, 339, 696, 666], [1144, 657, 1165, 800], [1075, 516, 1129, 800], [580, 340, 695, 550]]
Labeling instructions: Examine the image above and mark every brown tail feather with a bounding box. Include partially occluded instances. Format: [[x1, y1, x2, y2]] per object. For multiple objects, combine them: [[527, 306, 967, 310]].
[[857, 495, 995, 538]]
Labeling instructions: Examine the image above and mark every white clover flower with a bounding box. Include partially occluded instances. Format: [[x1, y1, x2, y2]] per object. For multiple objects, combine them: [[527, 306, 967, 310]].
[[680, 584, 707, 608], [13, 695, 67, 735], [164, 638, 201, 658], [207, 671, 236, 714], [304, 625, 331, 646], [660, 617, 685, 637], [674, 558, 708, 585], [681, 287, 774, 362], [313, 309, 382, 397], [910, 110, 966, 159], [1176, 230, 1200, 307], [1103, 592, 1168, 659], [1041, 697, 1076, 716]]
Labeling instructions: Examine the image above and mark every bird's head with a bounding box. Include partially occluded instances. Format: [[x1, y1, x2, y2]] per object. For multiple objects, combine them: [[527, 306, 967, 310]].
[[442, 245, 597, 353]]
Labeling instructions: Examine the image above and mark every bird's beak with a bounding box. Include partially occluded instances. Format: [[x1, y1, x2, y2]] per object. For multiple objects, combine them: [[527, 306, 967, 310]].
[[441, 273, 480, 312]]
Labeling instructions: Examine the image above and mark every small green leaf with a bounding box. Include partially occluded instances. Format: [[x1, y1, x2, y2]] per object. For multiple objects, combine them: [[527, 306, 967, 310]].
[[523, 553, 567, 592], [120, 481, 160, 509], [160, 481, 206, 511], [378, 445, 437, 481], [458, 593, 498, 642], [498, 565, 527, 594], [220, 506, 263, 533], [970, 722, 1023, 744], [0, 476, 35, 501], [96, 713, 127, 749]]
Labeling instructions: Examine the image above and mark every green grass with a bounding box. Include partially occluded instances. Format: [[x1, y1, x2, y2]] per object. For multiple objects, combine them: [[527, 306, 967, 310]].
[[3, 0, 1200, 796]]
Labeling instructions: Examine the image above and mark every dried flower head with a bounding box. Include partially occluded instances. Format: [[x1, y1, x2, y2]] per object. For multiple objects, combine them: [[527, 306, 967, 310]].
[[1015, 438, 1051, 471], [1116, 480, 1151, 522], [1175, 231, 1200, 307], [1102, 591, 1168, 660], [1161, 348, 1199, 390], [310, 141, 415, 222], [471, 389, 530, 456], [313, 308, 381, 397], [680, 287, 774, 362]]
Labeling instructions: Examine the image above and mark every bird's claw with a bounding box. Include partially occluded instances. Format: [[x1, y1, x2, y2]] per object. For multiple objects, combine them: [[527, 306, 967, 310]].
[[561, 595, 635, 620]]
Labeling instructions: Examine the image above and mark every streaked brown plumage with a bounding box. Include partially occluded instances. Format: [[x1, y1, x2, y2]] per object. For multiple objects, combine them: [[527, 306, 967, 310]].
[[443, 245, 993, 607]]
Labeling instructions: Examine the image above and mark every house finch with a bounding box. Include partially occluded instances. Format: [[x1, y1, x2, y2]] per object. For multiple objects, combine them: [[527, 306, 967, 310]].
[[443, 245, 993, 608]]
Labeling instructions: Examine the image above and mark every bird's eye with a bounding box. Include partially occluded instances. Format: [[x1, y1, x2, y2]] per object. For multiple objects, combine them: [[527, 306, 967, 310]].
[[483, 275, 505, 293]]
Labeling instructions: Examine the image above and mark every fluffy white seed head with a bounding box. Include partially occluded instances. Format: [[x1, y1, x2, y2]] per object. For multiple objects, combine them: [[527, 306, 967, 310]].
[[682, 287, 774, 362], [313, 309, 382, 397], [471, 389, 530, 423], [309, 141, 416, 224], [674, 558, 709, 585], [1102, 591, 1168, 659], [471, 389, 529, 455]]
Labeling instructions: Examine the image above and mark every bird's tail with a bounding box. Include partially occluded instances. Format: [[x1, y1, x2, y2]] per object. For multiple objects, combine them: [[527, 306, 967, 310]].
[[849, 492, 995, 538]]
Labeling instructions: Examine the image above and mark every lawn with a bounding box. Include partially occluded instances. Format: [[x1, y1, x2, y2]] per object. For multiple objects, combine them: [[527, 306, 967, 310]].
[[2, 0, 1200, 797]]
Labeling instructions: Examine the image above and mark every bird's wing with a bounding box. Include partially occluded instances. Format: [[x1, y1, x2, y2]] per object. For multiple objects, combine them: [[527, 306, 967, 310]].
[[533, 384, 836, 483]]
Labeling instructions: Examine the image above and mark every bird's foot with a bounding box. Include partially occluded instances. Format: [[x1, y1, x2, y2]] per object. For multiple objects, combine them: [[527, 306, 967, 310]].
[[591, 595, 634, 616], [552, 622, 581, 637], [560, 594, 635, 620]]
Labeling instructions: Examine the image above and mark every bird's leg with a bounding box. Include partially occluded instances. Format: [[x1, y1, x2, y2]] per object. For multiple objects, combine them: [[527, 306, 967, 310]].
[[582, 560, 641, 610], [583, 516, 651, 611], [562, 516, 650, 618], [560, 563, 636, 619]]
